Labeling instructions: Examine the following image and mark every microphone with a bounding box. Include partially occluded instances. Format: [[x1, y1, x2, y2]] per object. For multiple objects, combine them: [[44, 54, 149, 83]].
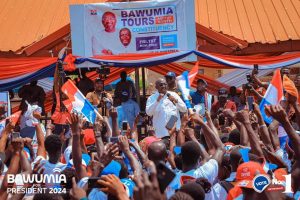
[[166, 93, 176, 106]]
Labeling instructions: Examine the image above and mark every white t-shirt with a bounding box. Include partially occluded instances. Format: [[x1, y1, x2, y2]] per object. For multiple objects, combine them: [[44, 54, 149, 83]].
[[64, 146, 72, 164], [210, 183, 228, 200], [166, 159, 219, 199], [32, 156, 67, 188]]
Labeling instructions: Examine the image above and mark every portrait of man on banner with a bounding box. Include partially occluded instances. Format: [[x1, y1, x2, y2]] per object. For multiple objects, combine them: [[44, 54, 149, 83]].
[[92, 11, 120, 55]]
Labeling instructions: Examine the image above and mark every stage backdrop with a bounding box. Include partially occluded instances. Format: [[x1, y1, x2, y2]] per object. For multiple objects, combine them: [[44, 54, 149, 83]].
[[69, 0, 196, 60]]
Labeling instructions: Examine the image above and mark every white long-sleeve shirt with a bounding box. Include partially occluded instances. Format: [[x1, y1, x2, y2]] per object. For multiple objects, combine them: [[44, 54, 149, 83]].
[[146, 91, 187, 138]]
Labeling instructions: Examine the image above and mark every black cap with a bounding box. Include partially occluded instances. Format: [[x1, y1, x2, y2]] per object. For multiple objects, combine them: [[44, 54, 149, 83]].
[[218, 88, 228, 97], [197, 79, 208, 86]]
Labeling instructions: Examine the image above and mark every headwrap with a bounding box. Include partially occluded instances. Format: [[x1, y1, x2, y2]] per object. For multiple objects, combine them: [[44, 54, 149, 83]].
[[283, 75, 298, 99]]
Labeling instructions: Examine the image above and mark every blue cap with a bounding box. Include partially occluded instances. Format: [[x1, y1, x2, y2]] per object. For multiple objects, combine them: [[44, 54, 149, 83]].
[[100, 160, 121, 177], [165, 72, 176, 78], [67, 153, 91, 168]]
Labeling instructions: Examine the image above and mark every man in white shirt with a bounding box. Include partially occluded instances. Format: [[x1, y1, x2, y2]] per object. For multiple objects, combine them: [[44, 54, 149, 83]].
[[146, 78, 187, 138]]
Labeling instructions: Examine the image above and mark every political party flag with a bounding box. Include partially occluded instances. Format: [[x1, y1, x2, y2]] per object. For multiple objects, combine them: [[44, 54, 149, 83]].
[[205, 92, 212, 112], [61, 80, 100, 124], [177, 62, 199, 108], [259, 69, 283, 124], [9, 111, 21, 124], [0, 110, 21, 135]]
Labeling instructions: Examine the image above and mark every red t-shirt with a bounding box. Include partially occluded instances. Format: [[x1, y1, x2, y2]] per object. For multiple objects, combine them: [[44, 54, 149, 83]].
[[211, 100, 237, 115]]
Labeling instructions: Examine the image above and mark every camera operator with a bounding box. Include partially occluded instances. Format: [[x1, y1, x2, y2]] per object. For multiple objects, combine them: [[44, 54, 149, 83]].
[[251, 66, 269, 90], [86, 78, 113, 116], [245, 69, 266, 102]]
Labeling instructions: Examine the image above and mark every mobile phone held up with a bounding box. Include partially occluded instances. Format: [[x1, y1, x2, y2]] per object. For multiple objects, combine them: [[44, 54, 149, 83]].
[[12, 132, 20, 140], [109, 136, 119, 144], [165, 115, 178, 130], [247, 96, 254, 111], [156, 161, 176, 193], [122, 121, 128, 131], [88, 177, 103, 188]]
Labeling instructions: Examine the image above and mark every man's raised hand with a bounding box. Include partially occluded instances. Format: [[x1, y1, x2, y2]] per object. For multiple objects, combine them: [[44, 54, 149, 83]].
[[69, 112, 85, 135], [265, 105, 289, 124]]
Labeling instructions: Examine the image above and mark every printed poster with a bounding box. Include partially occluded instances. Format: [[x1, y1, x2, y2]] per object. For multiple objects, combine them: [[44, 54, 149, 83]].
[[70, 0, 196, 60]]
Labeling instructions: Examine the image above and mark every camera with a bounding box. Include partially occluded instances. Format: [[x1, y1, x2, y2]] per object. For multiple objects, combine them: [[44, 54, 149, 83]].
[[96, 66, 110, 75], [245, 83, 252, 89], [96, 65, 110, 80], [246, 73, 252, 83]]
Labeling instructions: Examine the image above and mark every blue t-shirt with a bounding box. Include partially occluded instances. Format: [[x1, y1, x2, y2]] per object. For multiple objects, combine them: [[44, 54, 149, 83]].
[[116, 99, 140, 129], [190, 91, 205, 105]]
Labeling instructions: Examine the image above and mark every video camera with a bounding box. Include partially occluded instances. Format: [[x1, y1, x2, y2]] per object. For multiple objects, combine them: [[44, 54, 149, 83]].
[[96, 65, 110, 80]]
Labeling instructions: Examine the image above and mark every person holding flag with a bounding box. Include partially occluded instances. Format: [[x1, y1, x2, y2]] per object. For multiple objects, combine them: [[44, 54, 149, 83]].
[[176, 62, 199, 110], [61, 79, 103, 124], [259, 69, 283, 124]]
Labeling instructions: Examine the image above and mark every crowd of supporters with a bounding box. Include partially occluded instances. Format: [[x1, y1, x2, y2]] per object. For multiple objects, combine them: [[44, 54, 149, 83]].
[[0, 67, 299, 200]]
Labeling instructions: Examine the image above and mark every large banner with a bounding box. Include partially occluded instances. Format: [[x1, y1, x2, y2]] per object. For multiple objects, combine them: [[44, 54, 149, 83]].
[[0, 92, 10, 118], [70, 0, 196, 59], [0, 92, 10, 134]]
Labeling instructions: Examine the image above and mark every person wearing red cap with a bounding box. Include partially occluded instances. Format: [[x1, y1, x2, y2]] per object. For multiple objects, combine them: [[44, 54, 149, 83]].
[[227, 161, 288, 200]]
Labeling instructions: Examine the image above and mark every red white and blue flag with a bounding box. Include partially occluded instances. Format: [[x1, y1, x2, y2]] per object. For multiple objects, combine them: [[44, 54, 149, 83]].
[[259, 69, 284, 124], [61, 80, 98, 124], [0, 111, 21, 135], [176, 62, 199, 108]]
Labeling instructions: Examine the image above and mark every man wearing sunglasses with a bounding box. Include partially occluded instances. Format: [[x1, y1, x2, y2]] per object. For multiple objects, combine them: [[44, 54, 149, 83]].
[[146, 78, 187, 139]]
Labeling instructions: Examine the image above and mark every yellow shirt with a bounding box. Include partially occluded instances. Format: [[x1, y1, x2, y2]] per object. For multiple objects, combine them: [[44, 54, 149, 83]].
[[86, 91, 113, 116]]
